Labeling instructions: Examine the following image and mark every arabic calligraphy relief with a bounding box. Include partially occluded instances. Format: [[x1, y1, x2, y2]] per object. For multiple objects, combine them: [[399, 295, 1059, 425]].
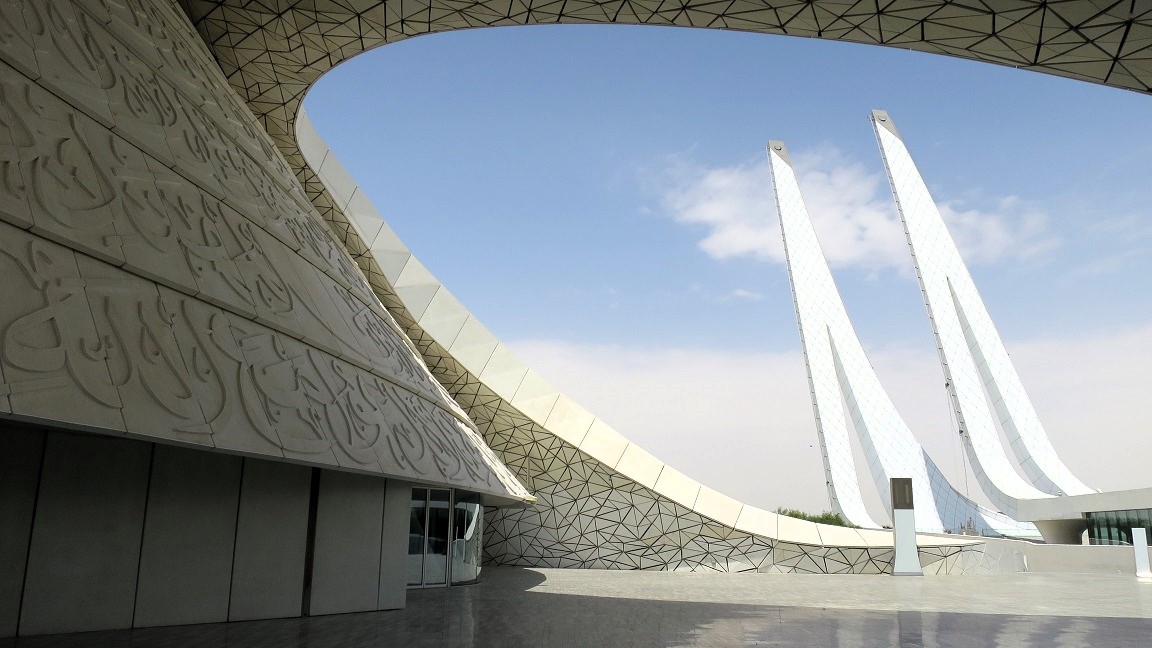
[[167, 97, 228, 199], [109, 135, 201, 290], [76, 0, 172, 70], [389, 387, 492, 489], [0, 72, 34, 229], [374, 380, 431, 478], [281, 257, 465, 416], [77, 255, 212, 444], [3, 51, 446, 410], [153, 173, 258, 318], [278, 202, 377, 304], [154, 286, 504, 484], [92, 0, 297, 184], [226, 316, 340, 464], [72, 0, 296, 192], [0, 1, 37, 80], [227, 218, 325, 343], [317, 277, 423, 385], [0, 222, 124, 431], [0, 0, 528, 500], [101, 29, 181, 163], [23, 2, 116, 127], [295, 348, 388, 469], [48, 0, 305, 233], [95, 0, 234, 105], [157, 287, 286, 457], [2, 69, 123, 264]]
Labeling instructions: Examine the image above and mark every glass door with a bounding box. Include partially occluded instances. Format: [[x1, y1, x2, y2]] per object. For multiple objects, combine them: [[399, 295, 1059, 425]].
[[408, 488, 464, 587]]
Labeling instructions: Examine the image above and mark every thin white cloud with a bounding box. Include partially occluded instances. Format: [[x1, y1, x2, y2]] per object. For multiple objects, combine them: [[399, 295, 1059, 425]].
[[938, 197, 1059, 264], [719, 288, 764, 302], [509, 324, 1152, 518], [655, 148, 1060, 271], [686, 282, 764, 303]]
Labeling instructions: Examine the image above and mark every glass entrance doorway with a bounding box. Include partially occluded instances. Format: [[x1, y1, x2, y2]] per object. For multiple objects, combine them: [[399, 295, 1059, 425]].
[[407, 488, 484, 587]]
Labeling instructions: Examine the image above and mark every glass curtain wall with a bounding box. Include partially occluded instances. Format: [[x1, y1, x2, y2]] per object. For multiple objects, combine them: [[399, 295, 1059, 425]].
[[408, 488, 484, 587], [1087, 508, 1152, 546]]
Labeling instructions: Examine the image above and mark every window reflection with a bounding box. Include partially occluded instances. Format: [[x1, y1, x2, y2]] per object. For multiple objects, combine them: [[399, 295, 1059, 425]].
[[409, 487, 485, 587], [407, 488, 428, 586], [451, 492, 483, 584], [1087, 508, 1152, 546], [424, 490, 451, 585]]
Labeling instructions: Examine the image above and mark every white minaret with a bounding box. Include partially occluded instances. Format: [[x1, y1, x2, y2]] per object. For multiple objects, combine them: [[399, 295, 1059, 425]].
[[871, 109, 1092, 515], [768, 140, 1037, 536]]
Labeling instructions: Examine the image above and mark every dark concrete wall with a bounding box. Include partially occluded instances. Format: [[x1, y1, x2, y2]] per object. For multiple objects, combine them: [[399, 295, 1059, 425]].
[[134, 446, 243, 627], [228, 459, 312, 621], [0, 429, 44, 637], [309, 470, 386, 615], [379, 480, 412, 610], [3, 426, 410, 637], [19, 434, 152, 635]]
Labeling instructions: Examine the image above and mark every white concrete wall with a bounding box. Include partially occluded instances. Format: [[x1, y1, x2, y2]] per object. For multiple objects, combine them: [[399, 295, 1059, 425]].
[[979, 537, 1152, 575], [1025, 543, 1152, 575]]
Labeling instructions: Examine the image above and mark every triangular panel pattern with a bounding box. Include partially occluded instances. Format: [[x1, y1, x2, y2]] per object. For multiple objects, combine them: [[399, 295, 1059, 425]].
[[166, 0, 1087, 573]]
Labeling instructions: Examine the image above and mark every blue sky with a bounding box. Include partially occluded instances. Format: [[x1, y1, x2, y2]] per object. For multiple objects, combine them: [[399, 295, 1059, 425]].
[[306, 25, 1152, 516]]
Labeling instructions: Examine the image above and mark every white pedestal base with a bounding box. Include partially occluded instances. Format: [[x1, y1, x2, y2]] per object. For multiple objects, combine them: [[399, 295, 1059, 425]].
[[893, 508, 922, 576], [1134, 527, 1151, 581]]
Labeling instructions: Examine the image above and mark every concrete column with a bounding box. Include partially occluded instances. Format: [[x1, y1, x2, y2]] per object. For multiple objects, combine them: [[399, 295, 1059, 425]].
[[228, 459, 311, 621], [308, 470, 385, 616], [891, 478, 922, 576], [133, 446, 243, 628], [378, 480, 410, 610]]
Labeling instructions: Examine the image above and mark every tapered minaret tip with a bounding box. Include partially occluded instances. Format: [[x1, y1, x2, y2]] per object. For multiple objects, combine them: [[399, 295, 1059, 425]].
[[870, 109, 902, 139], [767, 140, 791, 165]]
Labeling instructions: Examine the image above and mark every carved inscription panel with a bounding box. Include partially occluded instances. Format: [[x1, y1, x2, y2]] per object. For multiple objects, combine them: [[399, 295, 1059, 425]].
[[0, 0, 529, 501]]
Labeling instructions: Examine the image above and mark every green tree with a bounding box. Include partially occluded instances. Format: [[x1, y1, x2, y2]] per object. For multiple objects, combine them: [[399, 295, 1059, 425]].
[[775, 507, 859, 528]]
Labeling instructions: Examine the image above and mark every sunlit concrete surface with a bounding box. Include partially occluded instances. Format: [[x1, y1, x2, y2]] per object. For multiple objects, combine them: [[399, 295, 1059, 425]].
[[5, 568, 1152, 647]]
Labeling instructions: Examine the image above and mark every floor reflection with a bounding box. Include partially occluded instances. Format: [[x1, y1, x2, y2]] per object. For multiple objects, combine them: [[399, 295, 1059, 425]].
[[4, 569, 1151, 647]]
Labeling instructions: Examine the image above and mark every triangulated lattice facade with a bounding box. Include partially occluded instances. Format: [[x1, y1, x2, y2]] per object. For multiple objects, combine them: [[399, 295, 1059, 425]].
[[168, 0, 1149, 574]]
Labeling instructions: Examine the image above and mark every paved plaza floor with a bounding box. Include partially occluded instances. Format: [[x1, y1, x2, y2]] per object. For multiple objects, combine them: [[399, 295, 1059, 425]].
[[5, 567, 1152, 647]]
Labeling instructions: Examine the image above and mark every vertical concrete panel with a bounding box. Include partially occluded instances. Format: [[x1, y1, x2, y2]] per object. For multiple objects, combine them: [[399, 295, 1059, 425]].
[[0, 427, 44, 637], [309, 470, 384, 616], [133, 446, 242, 628], [378, 480, 410, 610], [20, 433, 152, 636], [228, 458, 311, 621]]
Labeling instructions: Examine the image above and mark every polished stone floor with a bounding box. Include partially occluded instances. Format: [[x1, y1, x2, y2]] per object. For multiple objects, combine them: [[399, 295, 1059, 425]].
[[6, 568, 1152, 647]]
